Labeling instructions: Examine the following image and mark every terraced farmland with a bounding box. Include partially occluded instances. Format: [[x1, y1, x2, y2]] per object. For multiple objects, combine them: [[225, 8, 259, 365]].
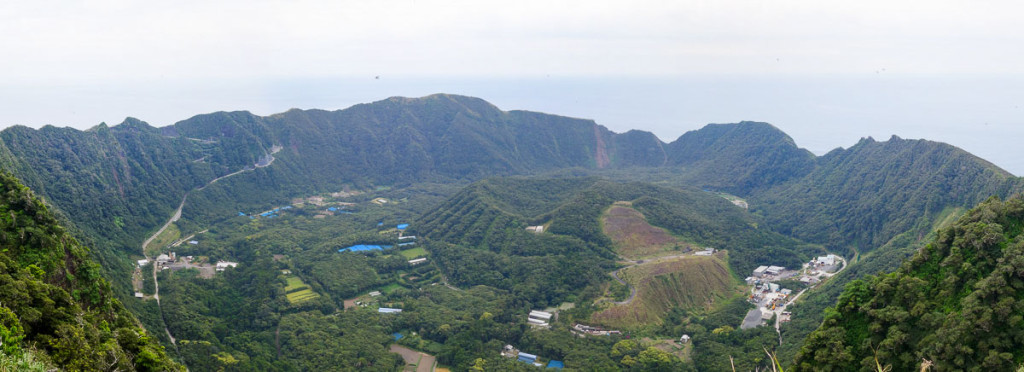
[[283, 275, 320, 304]]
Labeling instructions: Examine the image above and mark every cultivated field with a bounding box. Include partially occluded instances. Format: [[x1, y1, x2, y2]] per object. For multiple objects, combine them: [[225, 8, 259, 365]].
[[591, 255, 739, 328], [601, 203, 689, 259], [144, 223, 181, 256], [400, 247, 428, 259], [283, 275, 320, 304]]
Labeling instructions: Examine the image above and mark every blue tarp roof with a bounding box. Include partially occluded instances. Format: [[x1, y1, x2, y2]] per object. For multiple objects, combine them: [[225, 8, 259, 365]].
[[238, 212, 246, 216], [327, 207, 338, 211], [547, 361, 564, 369], [377, 222, 384, 226], [392, 333, 404, 340], [339, 245, 393, 253], [397, 224, 409, 230], [518, 352, 537, 363]]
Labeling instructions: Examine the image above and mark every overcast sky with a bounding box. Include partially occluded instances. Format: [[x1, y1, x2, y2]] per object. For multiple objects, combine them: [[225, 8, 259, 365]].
[[2, 0, 1023, 173]]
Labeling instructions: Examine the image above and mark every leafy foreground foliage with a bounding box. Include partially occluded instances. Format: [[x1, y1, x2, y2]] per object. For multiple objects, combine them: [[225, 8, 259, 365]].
[[0, 172, 179, 370], [795, 196, 1024, 371]]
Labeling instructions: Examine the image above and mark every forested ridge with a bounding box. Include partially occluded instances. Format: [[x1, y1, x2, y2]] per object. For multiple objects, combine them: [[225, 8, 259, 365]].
[[0, 94, 1022, 370], [0, 172, 179, 370], [794, 196, 1024, 371]]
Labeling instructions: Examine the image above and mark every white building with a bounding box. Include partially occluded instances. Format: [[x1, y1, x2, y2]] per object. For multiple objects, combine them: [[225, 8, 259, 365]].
[[816, 254, 838, 266], [766, 266, 785, 276], [408, 257, 427, 265], [680, 334, 691, 343], [215, 261, 238, 271], [753, 266, 769, 277], [378, 307, 402, 314], [137, 259, 150, 267], [156, 254, 171, 263], [529, 310, 553, 321]]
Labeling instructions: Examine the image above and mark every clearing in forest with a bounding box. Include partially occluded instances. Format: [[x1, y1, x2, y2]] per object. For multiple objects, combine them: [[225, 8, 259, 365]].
[[399, 247, 428, 259], [601, 202, 690, 259], [591, 254, 740, 328], [283, 274, 320, 304]]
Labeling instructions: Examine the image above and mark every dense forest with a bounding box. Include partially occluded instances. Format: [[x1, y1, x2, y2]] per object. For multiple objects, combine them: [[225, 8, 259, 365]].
[[0, 172, 179, 370], [1, 94, 1022, 370], [795, 196, 1024, 371]]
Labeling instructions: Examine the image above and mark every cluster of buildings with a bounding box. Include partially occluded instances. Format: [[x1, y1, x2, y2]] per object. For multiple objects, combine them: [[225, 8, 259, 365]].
[[751, 265, 787, 278], [501, 345, 563, 369], [527, 310, 554, 327], [571, 323, 622, 337]]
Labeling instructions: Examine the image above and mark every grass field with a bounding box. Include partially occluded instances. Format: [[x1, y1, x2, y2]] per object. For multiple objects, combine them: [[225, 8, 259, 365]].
[[601, 204, 689, 259], [399, 247, 428, 259], [144, 223, 181, 256], [283, 274, 320, 304], [380, 282, 404, 294], [591, 255, 739, 328]]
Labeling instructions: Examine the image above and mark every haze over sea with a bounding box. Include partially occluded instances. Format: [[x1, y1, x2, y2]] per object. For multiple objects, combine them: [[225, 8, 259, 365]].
[[4, 75, 1021, 175]]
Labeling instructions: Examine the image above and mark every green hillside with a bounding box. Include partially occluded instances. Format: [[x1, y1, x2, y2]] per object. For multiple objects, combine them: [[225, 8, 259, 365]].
[[794, 196, 1024, 371], [0, 172, 179, 370], [1, 94, 1023, 370], [591, 255, 739, 328]]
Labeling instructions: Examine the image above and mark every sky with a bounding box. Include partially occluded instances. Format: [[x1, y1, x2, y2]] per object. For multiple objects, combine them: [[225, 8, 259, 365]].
[[2, 0, 1023, 173]]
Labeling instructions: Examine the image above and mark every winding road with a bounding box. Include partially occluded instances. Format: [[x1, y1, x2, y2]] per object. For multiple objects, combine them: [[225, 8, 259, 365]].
[[140, 146, 280, 351]]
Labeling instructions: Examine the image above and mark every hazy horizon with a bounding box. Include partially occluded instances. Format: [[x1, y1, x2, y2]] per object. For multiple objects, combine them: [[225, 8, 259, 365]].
[[2, 1, 1022, 174], [2, 75, 1021, 175]]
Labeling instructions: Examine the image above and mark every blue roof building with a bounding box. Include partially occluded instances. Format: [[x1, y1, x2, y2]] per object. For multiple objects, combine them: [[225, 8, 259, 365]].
[[339, 245, 393, 253], [397, 224, 409, 230], [518, 352, 538, 364], [547, 360, 564, 369]]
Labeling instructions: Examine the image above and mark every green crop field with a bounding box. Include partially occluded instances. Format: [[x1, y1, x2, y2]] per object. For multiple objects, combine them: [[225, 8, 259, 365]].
[[282, 274, 320, 304], [399, 247, 427, 259], [145, 223, 181, 257]]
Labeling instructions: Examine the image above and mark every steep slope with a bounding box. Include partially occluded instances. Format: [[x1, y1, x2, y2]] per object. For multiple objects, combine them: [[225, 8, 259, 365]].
[[0, 172, 179, 370], [754, 136, 1020, 257], [794, 196, 1024, 371], [591, 254, 738, 328]]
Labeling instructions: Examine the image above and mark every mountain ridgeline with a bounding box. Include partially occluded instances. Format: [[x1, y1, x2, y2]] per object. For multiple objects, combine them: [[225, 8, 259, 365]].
[[0, 94, 1021, 370]]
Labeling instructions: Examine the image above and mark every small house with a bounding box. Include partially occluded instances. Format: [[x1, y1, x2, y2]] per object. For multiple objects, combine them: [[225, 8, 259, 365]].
[[215, 261, 238, 271], [378, 307, 402, 314], [680, 334, 691, 343], [408, 258, 427, 265]]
